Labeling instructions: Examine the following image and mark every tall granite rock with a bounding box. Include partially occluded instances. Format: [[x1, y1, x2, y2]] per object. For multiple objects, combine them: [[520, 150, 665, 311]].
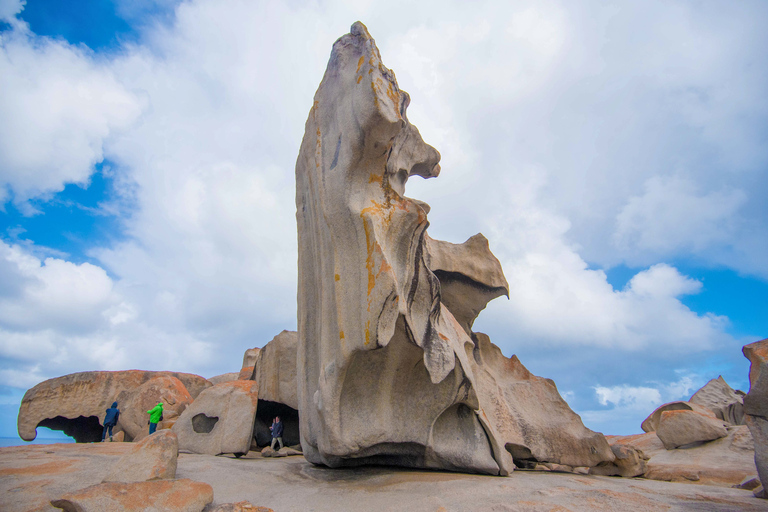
[[295, 22, 612, 475], [743, 338, 768, 498]]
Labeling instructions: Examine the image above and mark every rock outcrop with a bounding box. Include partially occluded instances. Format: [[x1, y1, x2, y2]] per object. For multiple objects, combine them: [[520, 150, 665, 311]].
[[209, 372, 240, 385], [119, 375, 193, 442], [295, 22, 612, 475], [655, 409, 728, 449], [743, 338, 768, 497], [252, 330, 298, 409], [690, 375, 745, 426], [172, 380, 259, 456], [640, 401, 719, 433], [103, 430, 179, 483], [51, 479, 213, 512], [18, 370, 211, 442], [589, 444, 648, 477], [609, 425, 756, 486]]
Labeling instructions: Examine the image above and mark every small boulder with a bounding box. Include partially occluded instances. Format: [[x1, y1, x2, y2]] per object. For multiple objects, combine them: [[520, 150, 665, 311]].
[[656, 409, 727, 449], [641, 401, 719, 433], [172, 380, 259, 456], [51, 479, 213, 512], [210, 502, 274, 512], [103, 430, 178, 483], [590, 444, 648, 477], [734, 476, 761, 490]]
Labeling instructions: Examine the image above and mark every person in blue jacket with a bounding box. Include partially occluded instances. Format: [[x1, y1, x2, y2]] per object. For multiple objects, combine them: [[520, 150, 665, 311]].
[[269, 416, 284, 450], [102, 401, 120, 442]]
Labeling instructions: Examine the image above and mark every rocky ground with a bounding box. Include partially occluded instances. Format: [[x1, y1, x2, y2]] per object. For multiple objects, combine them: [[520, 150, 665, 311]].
[[1, 442, 765, 512]]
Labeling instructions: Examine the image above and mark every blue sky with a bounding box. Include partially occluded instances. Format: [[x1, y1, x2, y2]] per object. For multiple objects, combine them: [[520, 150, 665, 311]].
[[1, 0, 766, 441]]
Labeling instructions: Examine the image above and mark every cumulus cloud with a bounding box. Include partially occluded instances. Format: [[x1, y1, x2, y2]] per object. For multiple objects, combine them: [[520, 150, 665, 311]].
[[0, 22, 144, 207]]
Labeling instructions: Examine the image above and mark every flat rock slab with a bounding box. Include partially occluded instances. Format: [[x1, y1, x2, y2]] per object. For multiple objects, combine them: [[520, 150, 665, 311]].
[[1, 443, 764, 511], [51, 478, 213, 512]]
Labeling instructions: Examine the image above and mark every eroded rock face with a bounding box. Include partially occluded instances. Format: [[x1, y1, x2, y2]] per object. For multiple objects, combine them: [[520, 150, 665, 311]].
[[172, 380, 259, 456], [690, 376, 745, 426], [295, 22, 613, 475], [743, 338, 768, 497], [103, 429, 178, 483], [18, 371, 211, 442]]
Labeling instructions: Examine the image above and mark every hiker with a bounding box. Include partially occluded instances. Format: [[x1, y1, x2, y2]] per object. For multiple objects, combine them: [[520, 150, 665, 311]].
[[269, 416, 284, 450], [102, 401, 120, 442], [147, 401, 164, 435]]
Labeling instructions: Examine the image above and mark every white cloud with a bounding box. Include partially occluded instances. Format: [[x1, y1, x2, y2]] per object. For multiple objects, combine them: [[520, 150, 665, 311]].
[[0, 25, 144, 207]]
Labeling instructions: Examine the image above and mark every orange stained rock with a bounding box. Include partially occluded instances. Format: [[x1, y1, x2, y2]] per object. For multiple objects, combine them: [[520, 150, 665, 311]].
[[356, 55, 365, 73], [339, 331, 345, 339]]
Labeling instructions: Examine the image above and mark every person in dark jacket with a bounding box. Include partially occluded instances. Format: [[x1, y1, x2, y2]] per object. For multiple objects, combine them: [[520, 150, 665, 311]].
[[102, 401, 120, 442], [269, 416, 284, 450]]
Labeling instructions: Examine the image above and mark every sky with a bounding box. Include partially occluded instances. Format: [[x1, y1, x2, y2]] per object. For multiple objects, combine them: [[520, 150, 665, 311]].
[[0, 0, 766, 441]]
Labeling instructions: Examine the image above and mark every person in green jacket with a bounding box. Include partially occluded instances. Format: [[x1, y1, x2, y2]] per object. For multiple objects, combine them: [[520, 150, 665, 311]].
[[147, 401, 163, 435]]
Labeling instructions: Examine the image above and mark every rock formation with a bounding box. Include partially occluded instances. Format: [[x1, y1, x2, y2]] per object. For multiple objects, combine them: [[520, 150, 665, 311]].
[[295, 21, 613, 475], [608, 425, 756, 487], [690, 375, 745, 426], [172, 380, 259, 456], [654, 409, 727, 449], [103, 430, 179, 483], [18, 370, 210, 442], [250, 330, 301, 448], [743, 337, 768, 498], [119, 375, 193, 442], [641, 401, 720, 433]]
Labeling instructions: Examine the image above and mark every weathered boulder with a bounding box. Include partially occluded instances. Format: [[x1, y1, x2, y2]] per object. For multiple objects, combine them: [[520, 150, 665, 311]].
[[119, 375, 193, 442], [172, 380, 259, 456], [51, 479, 213, 512], [610, 425, 756, 486], [690, 376, 745, 425], [208, 372, 240, 385], [640, 401, 719, 433], [210, 503, 274, 512], [253, 330, 298, 409], [589, 444, 648, 477], [103, 429, 178, 483], [655, 409, 728, 449], [238, 366, 255, 380], [743, 337, 768, 497], [18, 370, 210, 442], [295, 22, 613, 475]]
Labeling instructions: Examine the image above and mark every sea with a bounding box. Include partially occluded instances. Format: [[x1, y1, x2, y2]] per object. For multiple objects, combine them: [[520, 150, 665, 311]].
[[0, 437, 75, 448]]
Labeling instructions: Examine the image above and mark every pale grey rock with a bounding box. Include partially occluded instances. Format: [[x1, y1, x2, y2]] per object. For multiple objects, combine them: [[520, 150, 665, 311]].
[[295, 21, 613, 476], [735, 475, 761, 490], [172, 381, 259, 456], [242, 347, 261, 370], [641, 400, 719, 433], [208, 373, 240, 385], [690, 376, 745, 425], [103, 429, 178, 483], [425, 234, 508, 335], [252, 330, 298, 410]]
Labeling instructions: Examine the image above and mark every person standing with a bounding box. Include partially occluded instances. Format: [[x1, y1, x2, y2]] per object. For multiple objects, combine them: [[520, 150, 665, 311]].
[[269, 416, 284, 450], [147, 401, 164, 435], [102, 401, 120, 442]]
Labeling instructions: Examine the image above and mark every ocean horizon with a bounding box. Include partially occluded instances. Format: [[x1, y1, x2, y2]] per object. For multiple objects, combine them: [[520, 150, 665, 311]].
[[0, 437, 75, 448]]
